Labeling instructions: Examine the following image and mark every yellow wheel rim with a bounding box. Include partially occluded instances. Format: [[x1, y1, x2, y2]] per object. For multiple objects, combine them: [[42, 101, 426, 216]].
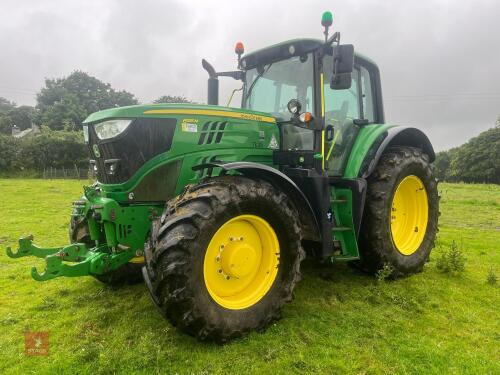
[[203, 215, 280, 310], [390, 175, 429, 255], [129, 256, 144, 264]]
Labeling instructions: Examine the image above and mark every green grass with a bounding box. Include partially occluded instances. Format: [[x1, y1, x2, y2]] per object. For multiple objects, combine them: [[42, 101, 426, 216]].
[[0, 180, 499, 374]]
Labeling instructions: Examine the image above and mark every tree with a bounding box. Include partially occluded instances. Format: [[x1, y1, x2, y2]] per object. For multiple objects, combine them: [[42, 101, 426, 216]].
[[17, 128, 88, 170], [6, 106, 37, 130], [0, 135, 19, 172], [0, 97, 36, 134], [0, 115, 12, 134], [36, 71, 138, 130], [153, 95, 192, 104], [432, 124, 500, 184], [0, 97, 16, 114], [446, 126, 500, 184], [433, 150, 451, 182]]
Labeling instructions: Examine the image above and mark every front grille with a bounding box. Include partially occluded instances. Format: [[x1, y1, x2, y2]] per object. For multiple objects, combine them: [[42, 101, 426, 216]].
[[88, 118, 176, 184], [198, 121, 227, 145]]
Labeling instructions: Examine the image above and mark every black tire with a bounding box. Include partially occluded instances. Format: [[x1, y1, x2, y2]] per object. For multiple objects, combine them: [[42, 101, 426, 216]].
[[357, 146, 439, 277], [94, 262, 144, 286], [69, 216, 143, 286], [143, 176, 304, 342], [69, 216, 92, 245]]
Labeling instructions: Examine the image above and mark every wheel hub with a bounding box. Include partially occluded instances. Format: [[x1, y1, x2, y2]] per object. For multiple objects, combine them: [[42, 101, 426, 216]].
[[221, 241, 257, 278], [203, 215, 280, 310]]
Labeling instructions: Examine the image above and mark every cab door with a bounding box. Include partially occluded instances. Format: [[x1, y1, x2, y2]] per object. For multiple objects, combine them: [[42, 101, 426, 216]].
[[322, 59, 376, 258], [323, 63, 376, 176]]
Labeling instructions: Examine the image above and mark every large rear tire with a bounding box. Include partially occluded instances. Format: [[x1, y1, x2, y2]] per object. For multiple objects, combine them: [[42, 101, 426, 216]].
[[69, 216, 143, 286], [143, 176, 304, 342], [357, 146, 439, 277]]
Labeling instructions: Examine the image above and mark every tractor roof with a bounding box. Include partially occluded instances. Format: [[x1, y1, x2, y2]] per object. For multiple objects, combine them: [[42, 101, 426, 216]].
[[241, 38, 376, 70]]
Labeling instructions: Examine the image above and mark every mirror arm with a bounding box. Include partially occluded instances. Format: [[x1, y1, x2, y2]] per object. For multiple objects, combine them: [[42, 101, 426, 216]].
[[326, 32, 340, 47], [277, 116, 315, 130], [202, 59, 245, 81], [216, 71, 245, 81]]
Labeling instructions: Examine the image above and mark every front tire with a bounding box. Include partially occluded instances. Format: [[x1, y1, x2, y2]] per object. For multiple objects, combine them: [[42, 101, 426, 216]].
[[144, 176, 304, 342], [357, 146, 439, 277]]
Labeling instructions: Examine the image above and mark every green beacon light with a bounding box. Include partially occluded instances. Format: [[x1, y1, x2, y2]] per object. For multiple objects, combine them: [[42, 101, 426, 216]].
[[321, 11, 333, 27], [321, 11, 333, 42]]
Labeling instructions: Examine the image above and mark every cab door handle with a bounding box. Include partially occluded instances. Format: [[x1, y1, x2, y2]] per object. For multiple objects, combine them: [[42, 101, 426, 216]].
[[325, 125, 334, 142]]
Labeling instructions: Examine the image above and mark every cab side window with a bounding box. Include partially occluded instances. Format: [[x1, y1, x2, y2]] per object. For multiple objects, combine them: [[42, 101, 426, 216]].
[[360, 66, 374, 122], [323, 56, 377, 175], [323, 66, 361, 175]]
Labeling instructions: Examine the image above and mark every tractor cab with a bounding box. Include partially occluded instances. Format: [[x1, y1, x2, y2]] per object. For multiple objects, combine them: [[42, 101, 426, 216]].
[[239, 38, 384, 177]]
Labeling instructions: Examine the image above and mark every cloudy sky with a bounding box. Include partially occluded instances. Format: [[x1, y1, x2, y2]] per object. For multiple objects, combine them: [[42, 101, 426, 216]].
[[0, 0, 499, 150]]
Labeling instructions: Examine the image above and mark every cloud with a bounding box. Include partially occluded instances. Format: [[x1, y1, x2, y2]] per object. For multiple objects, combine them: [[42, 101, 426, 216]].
[[0, 0, 498, 150]]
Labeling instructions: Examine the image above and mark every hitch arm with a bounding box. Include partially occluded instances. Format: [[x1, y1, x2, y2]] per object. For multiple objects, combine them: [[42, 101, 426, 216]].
[[31, 251, 105, 281], [6, 236, 136, 282], [6, 236, 61, 259]]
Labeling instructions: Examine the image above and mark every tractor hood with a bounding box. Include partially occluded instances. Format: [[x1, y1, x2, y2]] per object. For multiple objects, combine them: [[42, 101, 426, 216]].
[[82, 104, 278, 185], [83, 103, 276, 125]]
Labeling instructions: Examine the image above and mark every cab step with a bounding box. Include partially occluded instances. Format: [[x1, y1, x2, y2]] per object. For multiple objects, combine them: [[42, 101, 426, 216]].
[[332, 226, 351, 232], [331, 199, 347, 204]]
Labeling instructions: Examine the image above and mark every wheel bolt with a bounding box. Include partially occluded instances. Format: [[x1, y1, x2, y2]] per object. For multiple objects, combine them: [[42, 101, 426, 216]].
[[216, 256, 220, 262], [218, 269, 222, 274]]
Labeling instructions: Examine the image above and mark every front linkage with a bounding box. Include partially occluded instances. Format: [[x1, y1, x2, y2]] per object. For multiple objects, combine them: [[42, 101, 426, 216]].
[[5, 184, 155, 281]]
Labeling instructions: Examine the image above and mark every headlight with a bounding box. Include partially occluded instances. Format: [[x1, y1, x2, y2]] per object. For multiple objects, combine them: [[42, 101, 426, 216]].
[[93, 119, 132, 140]]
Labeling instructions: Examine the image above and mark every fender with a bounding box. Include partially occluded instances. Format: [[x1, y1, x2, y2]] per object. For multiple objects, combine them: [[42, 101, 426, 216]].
[[192, 161, 321, 241], [358, 126, 435, 179], [344, 125, 435, 179]]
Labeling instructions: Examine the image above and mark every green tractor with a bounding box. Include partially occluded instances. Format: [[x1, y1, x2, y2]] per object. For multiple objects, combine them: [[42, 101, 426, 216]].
[[6, 12, 438, 341]]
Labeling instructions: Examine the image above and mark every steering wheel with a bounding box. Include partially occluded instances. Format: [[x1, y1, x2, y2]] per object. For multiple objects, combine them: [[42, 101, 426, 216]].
[[325, 100, 349, 128]]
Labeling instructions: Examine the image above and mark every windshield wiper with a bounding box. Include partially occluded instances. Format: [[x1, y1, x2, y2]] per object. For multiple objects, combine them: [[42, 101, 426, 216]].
[[244, 63, 273, 103]]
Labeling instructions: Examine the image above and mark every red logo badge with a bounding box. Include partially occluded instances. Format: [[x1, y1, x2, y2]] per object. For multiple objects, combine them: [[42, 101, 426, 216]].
[[25, 332, 49, 356]]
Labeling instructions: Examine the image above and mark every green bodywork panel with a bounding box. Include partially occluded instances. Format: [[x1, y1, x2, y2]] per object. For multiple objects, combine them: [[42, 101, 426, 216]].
[[330, 188, 359, 260], [85, 104, 278, 202], [343, 123, 396, 178], [328, 124, 396, 259]]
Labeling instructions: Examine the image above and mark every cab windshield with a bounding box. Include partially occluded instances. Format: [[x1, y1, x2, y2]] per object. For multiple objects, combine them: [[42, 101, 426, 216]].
[[242, 53, 314, 150]]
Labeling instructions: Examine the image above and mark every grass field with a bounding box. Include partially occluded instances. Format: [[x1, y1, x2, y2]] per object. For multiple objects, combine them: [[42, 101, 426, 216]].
[[0, 179, 498, 374]]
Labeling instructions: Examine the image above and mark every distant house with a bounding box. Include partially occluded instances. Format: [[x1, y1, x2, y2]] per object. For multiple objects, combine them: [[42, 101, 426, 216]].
[[12, 123, 40, 138]]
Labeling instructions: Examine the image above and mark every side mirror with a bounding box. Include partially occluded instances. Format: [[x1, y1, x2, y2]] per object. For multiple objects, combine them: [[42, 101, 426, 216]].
[[334, 44, 354, 74], [330, 73, 352, 90], [330, 44, 354, 90]]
